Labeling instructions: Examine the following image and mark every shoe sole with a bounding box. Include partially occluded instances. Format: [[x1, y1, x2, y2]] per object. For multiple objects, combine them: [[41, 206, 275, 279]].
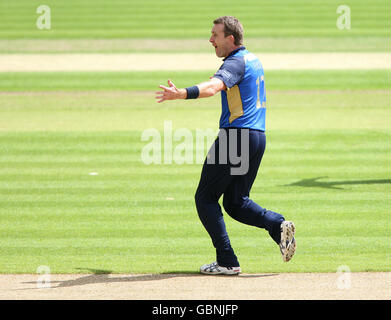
[[200, 270, 241, 275], [280, 221, 296, 262]]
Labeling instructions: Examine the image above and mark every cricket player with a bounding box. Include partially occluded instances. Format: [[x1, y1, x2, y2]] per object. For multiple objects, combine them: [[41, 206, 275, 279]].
[[155, 16, 296, 275]]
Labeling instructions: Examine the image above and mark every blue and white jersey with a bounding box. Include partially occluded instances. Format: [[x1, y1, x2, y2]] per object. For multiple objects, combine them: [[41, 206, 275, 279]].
[[213, 47, 266, 131]]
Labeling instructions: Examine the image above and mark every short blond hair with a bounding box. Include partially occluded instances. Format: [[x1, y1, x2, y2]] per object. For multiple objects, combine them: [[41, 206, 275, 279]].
[[213, 16, 244, 46]]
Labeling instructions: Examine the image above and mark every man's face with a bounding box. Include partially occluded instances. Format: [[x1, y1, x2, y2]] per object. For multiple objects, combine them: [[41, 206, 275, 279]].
[[209, 23, 233, 58]]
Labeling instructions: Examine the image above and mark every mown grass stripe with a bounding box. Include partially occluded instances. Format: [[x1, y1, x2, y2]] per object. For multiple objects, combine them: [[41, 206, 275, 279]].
[[0, 70, 390, 91], [1, 0, 390, 39]]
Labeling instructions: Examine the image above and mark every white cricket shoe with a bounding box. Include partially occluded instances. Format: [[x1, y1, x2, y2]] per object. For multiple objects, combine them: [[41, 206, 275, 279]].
[[200, 262, 241, 275], [279, 221, 296, 262]]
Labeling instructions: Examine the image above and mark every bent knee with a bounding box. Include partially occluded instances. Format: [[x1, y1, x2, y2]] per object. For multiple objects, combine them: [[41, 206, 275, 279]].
[[194, 188, 204, 205], [223, 198, 239, 216], [194, 188, 211, 211], [223, 197, 249, 216]]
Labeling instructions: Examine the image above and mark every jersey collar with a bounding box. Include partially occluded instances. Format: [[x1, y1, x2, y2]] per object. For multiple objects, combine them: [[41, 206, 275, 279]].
[[223, 46, 246, 61]]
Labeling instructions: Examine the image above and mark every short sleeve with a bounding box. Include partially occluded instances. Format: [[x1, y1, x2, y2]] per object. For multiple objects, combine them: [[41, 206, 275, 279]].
[[213, 56, 245, 89]]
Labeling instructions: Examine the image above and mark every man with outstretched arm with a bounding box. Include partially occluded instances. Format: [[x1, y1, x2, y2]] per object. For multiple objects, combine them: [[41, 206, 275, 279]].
[[156, 16, 296, 275]]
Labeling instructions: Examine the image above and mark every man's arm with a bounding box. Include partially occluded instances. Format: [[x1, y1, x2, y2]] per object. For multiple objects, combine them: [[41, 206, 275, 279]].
[[155, 78, 226, 103]]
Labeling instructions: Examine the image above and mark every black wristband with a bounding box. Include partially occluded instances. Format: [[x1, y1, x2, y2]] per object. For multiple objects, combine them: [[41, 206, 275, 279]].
[[185, 86, 200, 99]]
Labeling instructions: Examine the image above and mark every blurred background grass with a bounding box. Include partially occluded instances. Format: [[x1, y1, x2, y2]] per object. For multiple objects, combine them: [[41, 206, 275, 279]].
[[1, 0, 390, 38], [0, 0, 390, 52]]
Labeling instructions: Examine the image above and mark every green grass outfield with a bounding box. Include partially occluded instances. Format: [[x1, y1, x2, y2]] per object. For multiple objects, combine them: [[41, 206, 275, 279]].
[[0, 70, 390, 273], [1, 0, 390, 38], [1, 0, 391, 53]]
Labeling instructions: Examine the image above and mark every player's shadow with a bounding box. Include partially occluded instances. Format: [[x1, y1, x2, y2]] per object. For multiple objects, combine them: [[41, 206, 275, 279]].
[[284, 176, 391, 190], [20, 268, 278, 289]]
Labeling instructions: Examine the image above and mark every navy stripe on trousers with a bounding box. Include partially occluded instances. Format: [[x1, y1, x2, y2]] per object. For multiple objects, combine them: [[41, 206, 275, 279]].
[[195, 128, 284, 267]]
